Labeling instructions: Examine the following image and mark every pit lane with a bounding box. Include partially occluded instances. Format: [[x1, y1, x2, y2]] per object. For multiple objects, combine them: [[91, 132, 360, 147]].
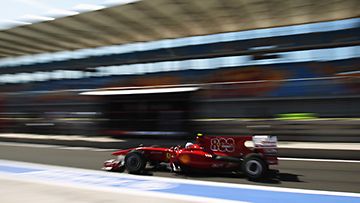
[[0, 142, 359, 193]]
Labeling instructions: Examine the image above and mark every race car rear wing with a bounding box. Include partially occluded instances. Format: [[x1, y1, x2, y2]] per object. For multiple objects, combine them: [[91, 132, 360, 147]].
[[252, 135, 277, 149]]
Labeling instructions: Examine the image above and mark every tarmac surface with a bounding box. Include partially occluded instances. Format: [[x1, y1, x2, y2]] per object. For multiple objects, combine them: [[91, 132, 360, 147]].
[[1, 133, 360, 159], [0, 141, 359, 193]]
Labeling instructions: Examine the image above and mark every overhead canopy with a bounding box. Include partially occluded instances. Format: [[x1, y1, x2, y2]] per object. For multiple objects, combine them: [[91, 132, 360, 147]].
[[0, 0, 359, 58]]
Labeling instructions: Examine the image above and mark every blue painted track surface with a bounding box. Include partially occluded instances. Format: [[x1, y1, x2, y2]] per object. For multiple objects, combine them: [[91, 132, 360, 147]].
[[0, 160, 359, 203]]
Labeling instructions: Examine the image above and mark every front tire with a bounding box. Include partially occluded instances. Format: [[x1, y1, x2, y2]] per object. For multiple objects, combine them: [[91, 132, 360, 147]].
[[125, 151, 147, 174], [242, 154, 267, 180]]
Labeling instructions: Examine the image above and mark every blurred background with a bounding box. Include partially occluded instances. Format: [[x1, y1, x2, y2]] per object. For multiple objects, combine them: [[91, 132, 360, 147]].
[[0, 0, 359, 142]]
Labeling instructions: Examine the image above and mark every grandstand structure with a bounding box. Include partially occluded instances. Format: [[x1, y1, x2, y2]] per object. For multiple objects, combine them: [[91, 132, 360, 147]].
[[0, 0, 359, 136]]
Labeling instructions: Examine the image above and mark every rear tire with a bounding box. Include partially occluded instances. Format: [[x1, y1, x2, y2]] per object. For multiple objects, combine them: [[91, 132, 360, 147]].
[[125, 151, 147, 174], [241, 154, 267, 180]]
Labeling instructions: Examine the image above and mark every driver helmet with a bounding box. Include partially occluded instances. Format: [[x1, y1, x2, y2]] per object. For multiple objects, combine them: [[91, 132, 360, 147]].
[[185, 142, 194, 148]]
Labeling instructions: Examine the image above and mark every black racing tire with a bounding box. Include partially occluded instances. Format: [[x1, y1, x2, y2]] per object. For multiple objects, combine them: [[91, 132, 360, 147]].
[[241, 154, 268, 180], [125, 151, 147, 174]]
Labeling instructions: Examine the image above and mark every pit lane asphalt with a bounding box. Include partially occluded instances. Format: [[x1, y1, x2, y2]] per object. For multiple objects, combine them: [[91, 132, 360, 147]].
[[0, 142, 359, 193]]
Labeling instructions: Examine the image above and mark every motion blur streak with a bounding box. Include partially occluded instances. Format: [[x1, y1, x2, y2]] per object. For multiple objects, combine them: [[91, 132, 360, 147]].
[[0, 1, 359, 202], [278, 158, 360, 163]]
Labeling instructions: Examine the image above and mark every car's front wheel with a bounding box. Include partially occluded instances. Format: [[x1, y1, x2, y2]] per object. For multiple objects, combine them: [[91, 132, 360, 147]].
[[125, 151, 147, 174]]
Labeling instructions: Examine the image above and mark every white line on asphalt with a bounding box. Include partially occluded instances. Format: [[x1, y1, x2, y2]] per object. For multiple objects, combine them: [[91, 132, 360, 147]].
[[277, 142, 360, 150], [0, 141, 64, 148], [279, 157, 360, 163], [0, 141, 116, 152], [0, 133, 124, 142], [58, 147, 116, 151]]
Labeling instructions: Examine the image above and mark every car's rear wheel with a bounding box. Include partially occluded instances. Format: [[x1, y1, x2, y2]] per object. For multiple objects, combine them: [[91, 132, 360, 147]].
[[125, 151, 147, 174], [241, 154, 267, 180]]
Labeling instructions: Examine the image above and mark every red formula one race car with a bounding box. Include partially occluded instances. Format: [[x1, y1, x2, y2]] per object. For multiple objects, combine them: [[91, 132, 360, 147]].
[[103, 134, 278, 179]]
